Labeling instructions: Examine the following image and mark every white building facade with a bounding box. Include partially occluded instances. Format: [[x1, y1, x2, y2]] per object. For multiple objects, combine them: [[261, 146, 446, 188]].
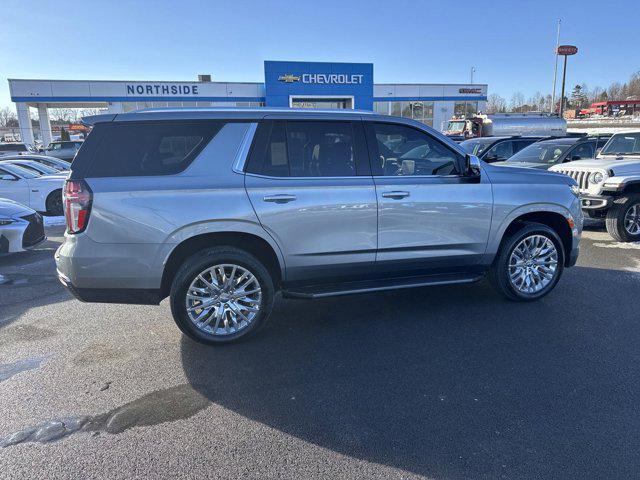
[[8, 61, 487, 145]]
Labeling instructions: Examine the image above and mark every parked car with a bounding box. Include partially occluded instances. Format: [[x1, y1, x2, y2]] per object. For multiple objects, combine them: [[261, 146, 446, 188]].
[[0, 198, 45, 254], [0, 159, 66, 177], [2, 154, 71, 172], [550, 131, 640, 242], [0, 142, 33, 157], [459, 136, 543, 163], [0, 163, 64, 215], [44, 141, 83, 161], [494, 136, 609, 170], [56, 108, 583, 345]]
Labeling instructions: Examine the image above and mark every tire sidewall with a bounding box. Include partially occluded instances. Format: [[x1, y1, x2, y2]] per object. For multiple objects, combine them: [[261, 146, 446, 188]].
[[170, 247, 274, 345], [46, 189, 63, 216], [608, 196, 640, 242], [496, 224, 565, 301]]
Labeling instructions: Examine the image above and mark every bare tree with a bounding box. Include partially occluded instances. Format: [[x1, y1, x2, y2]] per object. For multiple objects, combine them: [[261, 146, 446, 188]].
[[49, 108, 79, 123], [486, 94, 507, 114], [0, 106, 17, 128], [509, 92, 525, 112]]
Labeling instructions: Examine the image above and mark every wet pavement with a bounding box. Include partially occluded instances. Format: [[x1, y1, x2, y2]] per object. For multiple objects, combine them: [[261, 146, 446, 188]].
[[1, 222, 639, 479]]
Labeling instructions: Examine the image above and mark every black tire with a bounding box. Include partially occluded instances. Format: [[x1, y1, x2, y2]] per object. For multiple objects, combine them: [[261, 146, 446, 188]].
[[489, 223, 565, 302], [45, 189, 63, 216], [605, 194, 640, 242], [170, 246, 274, 345]]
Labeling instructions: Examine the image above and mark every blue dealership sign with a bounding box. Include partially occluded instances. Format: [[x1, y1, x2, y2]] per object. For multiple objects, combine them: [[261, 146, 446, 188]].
[[264, 61, 374, 110]]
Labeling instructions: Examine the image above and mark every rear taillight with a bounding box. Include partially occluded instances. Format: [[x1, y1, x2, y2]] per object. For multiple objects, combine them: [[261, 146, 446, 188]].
[[63, 179, 92, 234]]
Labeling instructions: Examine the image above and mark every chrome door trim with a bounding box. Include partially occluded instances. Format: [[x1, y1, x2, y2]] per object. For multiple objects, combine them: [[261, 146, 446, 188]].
[[231, 122, 258, 174], [244, 172, 369, 181]]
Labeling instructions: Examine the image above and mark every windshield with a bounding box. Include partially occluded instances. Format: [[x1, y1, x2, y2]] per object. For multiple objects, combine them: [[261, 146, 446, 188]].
[[17, 161, 60, 175], [459, 138, 494, 156], [1, 163, 39, 179], [600, 133, 640, 155], [446, 121, 466, 132], [506, 142, 572, 165]]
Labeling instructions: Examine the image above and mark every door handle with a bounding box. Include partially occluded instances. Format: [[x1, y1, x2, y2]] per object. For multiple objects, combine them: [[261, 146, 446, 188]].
[[263, 194, 297, 204], [381, 191, 410, 199]]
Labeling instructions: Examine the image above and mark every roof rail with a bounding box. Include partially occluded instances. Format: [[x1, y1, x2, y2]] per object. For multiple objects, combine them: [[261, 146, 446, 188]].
[[81, 114, 116, 126]]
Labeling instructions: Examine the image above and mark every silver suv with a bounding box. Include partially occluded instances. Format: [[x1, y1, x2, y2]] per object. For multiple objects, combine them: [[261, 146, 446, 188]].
[[55, 108, 583, 344]]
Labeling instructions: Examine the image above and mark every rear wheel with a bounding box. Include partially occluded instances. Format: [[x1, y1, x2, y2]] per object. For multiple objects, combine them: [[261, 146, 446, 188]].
[[45, 189, 63, 216], [605, 194, 640, 242], [489, 223, 565, 301], [170, 246, 274, 345]]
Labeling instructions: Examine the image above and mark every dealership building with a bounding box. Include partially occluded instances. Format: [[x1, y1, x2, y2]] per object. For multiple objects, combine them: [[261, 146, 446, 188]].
[[8, 61, 487, 145]]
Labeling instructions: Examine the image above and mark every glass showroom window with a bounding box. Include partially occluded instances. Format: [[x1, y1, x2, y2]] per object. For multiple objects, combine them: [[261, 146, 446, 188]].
[[454, 101, 479, 117], [398, 101, 435, 127], [390, 102, 402, 117], [122, 102, 137, 112], [374, 102, 391, 115]]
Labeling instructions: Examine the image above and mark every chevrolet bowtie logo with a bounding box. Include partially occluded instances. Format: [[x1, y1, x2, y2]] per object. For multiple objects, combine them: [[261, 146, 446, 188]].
[[278, 74, 301, 83]]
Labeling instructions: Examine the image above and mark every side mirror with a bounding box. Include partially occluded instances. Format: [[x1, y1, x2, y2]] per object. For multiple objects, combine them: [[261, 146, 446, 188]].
[[571, 155, 582, 161], [465, 154, 482, 178], [0, 174, 17, 181]]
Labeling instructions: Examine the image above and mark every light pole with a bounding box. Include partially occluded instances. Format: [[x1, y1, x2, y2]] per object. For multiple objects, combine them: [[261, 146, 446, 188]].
[[551, 19, 561, 113], [470, 66, 476, 84]]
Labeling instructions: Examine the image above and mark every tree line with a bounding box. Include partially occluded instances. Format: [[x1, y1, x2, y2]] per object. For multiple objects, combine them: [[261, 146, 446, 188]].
[[487, 70, 640, 114], [0, 107, 104, 129]]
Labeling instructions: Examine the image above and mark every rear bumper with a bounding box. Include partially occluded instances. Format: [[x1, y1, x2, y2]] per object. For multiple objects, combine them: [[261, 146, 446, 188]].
[[54, 233, 167, 290], [57, 270, 161, 305]]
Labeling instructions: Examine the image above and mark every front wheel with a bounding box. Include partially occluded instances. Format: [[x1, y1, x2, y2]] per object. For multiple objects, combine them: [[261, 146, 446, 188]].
[[170, 246, 274, 345], [605, 195, 640, 242], [489, 223, 565, 302]]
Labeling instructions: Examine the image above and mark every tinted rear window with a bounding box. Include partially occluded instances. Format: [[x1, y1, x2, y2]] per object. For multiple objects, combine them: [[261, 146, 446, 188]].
[[79, 121, 223, 177], [0, 144, 26, 152]]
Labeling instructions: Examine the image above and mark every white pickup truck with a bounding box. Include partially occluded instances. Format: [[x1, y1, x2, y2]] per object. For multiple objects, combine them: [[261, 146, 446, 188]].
[[550, 131, 640, 241]]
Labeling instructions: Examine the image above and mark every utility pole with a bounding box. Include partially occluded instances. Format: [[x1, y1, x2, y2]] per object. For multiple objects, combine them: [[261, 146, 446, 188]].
[[551, 19, 561, 114], [470, 66, 476, 84]]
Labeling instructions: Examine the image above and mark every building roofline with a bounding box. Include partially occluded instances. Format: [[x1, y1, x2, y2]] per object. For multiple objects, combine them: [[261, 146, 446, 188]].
[[7, 78, 263, 85]]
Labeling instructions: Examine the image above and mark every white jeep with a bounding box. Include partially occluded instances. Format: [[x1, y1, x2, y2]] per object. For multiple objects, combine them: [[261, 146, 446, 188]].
[[550, 131, 640, 242]]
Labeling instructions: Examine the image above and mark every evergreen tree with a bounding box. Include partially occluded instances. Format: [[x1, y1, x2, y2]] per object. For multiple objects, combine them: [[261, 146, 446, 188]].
[[570, 85, 589, 109]]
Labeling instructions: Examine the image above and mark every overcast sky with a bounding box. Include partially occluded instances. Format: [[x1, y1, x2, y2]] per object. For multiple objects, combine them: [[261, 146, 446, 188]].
[[1, 0, 639, 110]]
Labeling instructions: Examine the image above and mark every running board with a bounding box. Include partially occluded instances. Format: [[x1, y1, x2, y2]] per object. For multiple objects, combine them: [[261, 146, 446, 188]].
[[282, 273, 484, 299]]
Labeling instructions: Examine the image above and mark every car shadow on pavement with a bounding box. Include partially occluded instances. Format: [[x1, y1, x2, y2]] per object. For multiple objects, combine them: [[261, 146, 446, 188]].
[[180, 266, 640, 479], [0, 229, 71, 328]]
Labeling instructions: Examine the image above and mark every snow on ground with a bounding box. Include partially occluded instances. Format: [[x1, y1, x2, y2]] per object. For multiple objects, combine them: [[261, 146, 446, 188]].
[[44, 216, 66, 226]]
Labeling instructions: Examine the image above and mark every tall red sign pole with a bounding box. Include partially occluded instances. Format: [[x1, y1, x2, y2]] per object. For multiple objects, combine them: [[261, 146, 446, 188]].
[[557, 45, 578, 117]]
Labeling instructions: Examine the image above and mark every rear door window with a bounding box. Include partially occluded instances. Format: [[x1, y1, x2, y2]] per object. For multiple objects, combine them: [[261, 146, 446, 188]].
[[81, 122, 223, 177], [248, 121, 360, 177]]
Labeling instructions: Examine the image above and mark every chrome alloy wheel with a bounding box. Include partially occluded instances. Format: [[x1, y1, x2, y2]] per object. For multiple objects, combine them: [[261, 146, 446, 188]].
[[185, 264, 262, 336], [624, 204, 640, 235], [508, 235, 559, 294]]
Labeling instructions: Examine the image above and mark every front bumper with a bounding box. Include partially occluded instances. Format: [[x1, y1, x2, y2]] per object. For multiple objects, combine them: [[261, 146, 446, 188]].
[[0, 214, 45, 254]]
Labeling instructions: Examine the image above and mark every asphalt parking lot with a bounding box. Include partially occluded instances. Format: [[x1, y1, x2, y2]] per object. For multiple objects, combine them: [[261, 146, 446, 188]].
[[1, 221, 639, 480]]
